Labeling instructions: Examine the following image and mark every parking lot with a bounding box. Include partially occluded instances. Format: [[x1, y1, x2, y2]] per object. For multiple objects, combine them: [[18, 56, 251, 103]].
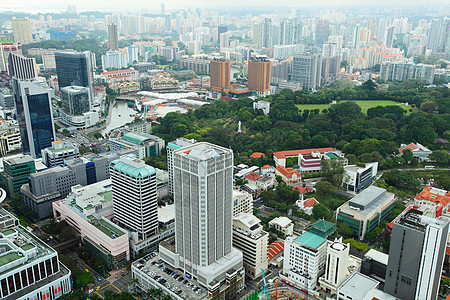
[[134, 252, 207, 299]]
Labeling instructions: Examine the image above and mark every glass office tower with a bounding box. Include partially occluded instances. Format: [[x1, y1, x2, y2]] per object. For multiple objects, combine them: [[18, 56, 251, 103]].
[[13, 78, 55, 158], [55, 51, 93, 101]]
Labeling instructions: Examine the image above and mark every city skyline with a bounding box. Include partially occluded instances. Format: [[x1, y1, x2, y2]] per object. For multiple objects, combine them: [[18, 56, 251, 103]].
[[1, 1, 450, 13]]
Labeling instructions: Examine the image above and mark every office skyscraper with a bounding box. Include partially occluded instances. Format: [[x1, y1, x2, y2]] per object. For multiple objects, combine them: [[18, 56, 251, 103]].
[[210, 56, 230, 92], [110, 156, 158, 241], [13, 78, 55, 158], [60, 86, 91, 115], [292, 53, 322, 91], [385, 209, 449, 300], [107, 23, 119, 51], [162, 142, 243, 286], [248, 55, 271, 96], [12, 18, 33, 45], [55, 51, 93, 102], [7, 53, 36, 80]]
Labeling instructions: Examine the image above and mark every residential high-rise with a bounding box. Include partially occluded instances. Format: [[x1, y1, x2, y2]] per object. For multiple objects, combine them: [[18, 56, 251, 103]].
[[13, 78, 55, 158], [315, 20, 331, 46], [232, 213, 268, 279], [384, 25, 395, 48], [110, 156, 159, 242], [351, 23, 361, 49], [12, 18, 33, 45], [7, 53, 36, 80], [219, 32, 230, 49], [161, 142, 243, 287], [55, 51, 94, 101], [248, 55, 271, 96], [210, 56, 230, 92], [385, 209, 449, 300], [427, 18, 450, 54], [292, 53, 322, 91], [107, 23, 119, 51], [101, 50, 127, 70]]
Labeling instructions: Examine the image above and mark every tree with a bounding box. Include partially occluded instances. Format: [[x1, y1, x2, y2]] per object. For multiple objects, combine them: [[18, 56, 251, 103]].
[[401, 148, 413, 163], [312, 203, 329, 220], [321, 159, 345, 187], [430, 150, 449, 164], [75, 271, 94, 288], [337, 222, 353, 237], [315, 181, 335, 196]]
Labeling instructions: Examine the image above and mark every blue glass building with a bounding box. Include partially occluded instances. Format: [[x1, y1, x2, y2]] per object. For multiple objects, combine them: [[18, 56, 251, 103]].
[[13, 78, 55, 158]]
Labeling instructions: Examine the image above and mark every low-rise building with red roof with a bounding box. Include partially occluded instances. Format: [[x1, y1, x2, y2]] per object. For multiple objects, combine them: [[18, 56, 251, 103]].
[[295, 197, 319, 215], [414, 186, 450, 215], [275, 165, 301, 184], [268, 240, 284, 261], [249, 152, 266, 159], [273, 147, 346, 173], [398, 142, 432, 161], [245, 172, 261, 185], [260, 164, 275, 175]]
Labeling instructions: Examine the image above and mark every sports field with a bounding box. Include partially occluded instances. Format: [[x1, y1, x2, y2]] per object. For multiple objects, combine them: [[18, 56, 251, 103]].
[[295, 100, 409, 114]]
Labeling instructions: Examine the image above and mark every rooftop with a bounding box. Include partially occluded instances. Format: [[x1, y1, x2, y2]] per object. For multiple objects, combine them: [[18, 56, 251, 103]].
[[273, 147, 336, 159], [309, 218, 336, 237], [414, 186, 450, 208], [268, 241, 284, 261], [158, 204, 175, 224], [349, 186, 389, 211], [121, 132, 150, 145], [3, 155, 34, 165], [111, 157, 156, 178], [364, 249, 389, 265], [294, 232, 326, 250], [269, 216, 292, 227], [338, 272, 379, 299]]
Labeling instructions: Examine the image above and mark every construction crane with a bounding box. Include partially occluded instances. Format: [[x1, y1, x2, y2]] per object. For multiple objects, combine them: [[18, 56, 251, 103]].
[[260, 268, 270, 300], [273, 280, 279, 300]]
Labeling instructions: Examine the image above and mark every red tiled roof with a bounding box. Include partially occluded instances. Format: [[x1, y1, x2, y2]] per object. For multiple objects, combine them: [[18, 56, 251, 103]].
[[273, 148, 336, 159], [398, 143, 418, 154], [261, 165, 273, 170], [245, 172, 261, 181], [268, 241, 284, 261], [303, 198, 319, 208], [250, 152, 266, 158], [275, 165, 301, 179], [293, 186, 312, 194], [415, 186, 450, 208]]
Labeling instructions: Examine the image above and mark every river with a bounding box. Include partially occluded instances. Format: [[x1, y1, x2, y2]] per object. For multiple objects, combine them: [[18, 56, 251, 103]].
[[100, 101, 136, 135]]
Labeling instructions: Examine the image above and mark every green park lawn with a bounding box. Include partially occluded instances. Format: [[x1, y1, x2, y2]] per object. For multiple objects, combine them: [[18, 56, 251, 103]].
[[296, 100, 409, 114]]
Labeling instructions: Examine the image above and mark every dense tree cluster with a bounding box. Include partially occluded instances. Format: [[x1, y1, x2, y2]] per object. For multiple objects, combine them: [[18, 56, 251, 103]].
[[152, 86, 448, 169]]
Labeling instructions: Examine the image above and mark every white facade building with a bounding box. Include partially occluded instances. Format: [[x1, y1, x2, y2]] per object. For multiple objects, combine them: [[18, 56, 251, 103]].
[[110, 155, 159, 256], [269, 216, 294, 236], [233, 189, 253, 217], [233, 213, 268, 279], [160, 142, 243, 286], [282, 232, 327, 291]]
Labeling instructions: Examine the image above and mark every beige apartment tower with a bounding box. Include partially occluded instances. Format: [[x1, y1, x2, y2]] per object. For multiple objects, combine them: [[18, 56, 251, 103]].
[[12, 19, 33, 45], [248, 55, 271, 96], [210, 56, 230, 93]]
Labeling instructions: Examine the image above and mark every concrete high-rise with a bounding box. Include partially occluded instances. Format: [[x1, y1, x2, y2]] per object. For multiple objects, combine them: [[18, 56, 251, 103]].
[[107, 23, 119, 51], [7, 53, 36, 80], [12, 18, 33, 45], [166, 138, 196, 196], [60, 86, 91, 115], [55, 51, 94, 101], [292, 53, 322, 91], [248, 55, 271, 96], [210, 56, 230, 93], [160, 142, 243, 286], [385, 208, 449, 300], [13, 78, 55, 158], [110, 156, 159, 242]]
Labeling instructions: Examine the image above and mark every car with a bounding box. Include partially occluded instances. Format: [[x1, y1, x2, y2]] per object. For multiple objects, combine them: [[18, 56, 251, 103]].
[[152, 261, 156, 265], [183, 280, 188, 284], [97, 276, 101, 281], [88, 289, 93, 294]]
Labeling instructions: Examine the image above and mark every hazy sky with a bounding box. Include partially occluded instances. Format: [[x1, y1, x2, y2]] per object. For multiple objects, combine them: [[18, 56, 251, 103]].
[[1, 0, 449, 13]]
